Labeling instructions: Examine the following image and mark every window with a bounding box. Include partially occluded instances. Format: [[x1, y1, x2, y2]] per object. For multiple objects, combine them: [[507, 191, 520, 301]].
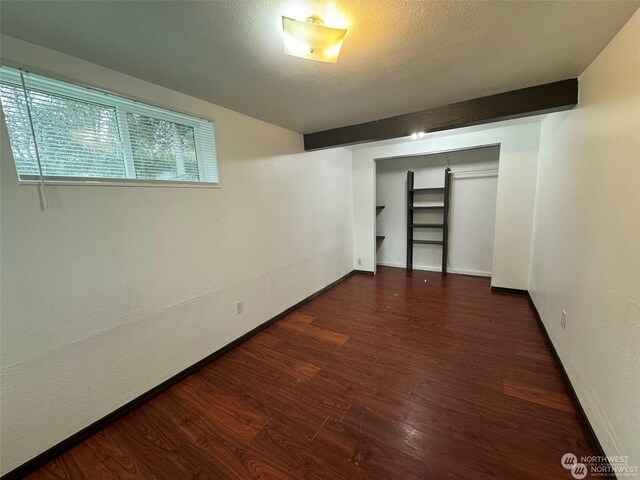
[[0, 66, 218, 185]]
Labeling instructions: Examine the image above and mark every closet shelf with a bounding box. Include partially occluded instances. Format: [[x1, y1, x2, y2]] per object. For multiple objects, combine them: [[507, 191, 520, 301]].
[[410, 223, 444, 228]]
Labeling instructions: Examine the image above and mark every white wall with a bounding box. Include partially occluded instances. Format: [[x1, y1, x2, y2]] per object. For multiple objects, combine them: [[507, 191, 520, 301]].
[[352, 119, 541, 289], [530, 10, 640, 467], [375, 146, 499, 276], [0, 36, 354, 475]]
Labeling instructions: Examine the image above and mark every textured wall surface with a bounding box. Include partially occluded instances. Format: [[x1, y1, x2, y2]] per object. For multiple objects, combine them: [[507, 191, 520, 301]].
[[530, 10, 640, 467], [0, 37, 353, 475]]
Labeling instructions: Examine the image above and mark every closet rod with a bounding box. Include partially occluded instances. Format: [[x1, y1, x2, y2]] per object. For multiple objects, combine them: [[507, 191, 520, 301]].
[[448, 168, 498, 174]]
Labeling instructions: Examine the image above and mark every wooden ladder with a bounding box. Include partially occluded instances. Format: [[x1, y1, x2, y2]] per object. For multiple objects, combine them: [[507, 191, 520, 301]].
[[406, 167, 451, 275]]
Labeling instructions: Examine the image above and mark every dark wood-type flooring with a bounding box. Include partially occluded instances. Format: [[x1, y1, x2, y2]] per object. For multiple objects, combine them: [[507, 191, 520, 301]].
[[28, 267, 596, 479]]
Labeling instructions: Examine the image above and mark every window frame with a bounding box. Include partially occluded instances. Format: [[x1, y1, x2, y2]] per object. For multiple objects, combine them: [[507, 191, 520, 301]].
[[0, 66, 220, 188]]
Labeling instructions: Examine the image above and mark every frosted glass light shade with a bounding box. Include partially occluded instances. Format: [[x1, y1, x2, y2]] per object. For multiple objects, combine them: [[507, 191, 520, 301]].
[[282, 16, 347, 63]]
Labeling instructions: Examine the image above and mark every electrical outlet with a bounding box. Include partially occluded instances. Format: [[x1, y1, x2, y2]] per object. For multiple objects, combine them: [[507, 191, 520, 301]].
[[236, 301, 243, 315], [357, 258, 362, 266], [561, 310, 567, 330]]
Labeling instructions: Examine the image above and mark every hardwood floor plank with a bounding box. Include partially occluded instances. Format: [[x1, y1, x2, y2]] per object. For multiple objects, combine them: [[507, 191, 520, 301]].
[[283, 311, 316, 324], [503, 377, 577, 414], [274, 321, 349, 346], [234, 342, 321, 382], [172, 382, 268, 442], [250, 419, 372, 480], [196, 362, 351, 444], [515, 345, 555, 364]]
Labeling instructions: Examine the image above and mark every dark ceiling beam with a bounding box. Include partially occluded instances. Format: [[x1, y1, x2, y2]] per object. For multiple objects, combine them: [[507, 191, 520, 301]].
[[303, 79, 578, 151]]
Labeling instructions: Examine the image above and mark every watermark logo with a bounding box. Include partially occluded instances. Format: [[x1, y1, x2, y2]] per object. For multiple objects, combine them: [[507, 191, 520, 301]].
[[561, 452, 639, 478], [562, 453, 587, 479], [562, 453, 578, 469], [572, 463, 588, 479]]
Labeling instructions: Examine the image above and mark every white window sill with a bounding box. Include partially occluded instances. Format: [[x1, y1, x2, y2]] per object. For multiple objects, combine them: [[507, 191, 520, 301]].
[[18, 178, 220, 189]]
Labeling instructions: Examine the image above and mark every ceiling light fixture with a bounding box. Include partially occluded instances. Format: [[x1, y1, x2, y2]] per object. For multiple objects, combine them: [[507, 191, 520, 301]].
[[282, 15, 348, 63]]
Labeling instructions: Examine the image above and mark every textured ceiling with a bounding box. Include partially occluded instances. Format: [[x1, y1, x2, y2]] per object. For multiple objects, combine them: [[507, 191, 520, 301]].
[[1, 1, 638, 133]]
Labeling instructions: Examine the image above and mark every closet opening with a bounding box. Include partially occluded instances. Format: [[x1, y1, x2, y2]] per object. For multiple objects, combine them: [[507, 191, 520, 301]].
[[374, 144, 500, 278]]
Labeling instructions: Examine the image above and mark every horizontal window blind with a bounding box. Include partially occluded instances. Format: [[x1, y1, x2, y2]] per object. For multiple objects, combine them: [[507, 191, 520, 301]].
[[0, 66, 218, 184]]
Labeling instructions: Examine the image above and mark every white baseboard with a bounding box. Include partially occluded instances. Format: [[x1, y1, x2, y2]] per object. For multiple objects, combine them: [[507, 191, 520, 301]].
[[449, 267, 492, 277], [376, 260, 413, 269], [376, 260, 491, 278]]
